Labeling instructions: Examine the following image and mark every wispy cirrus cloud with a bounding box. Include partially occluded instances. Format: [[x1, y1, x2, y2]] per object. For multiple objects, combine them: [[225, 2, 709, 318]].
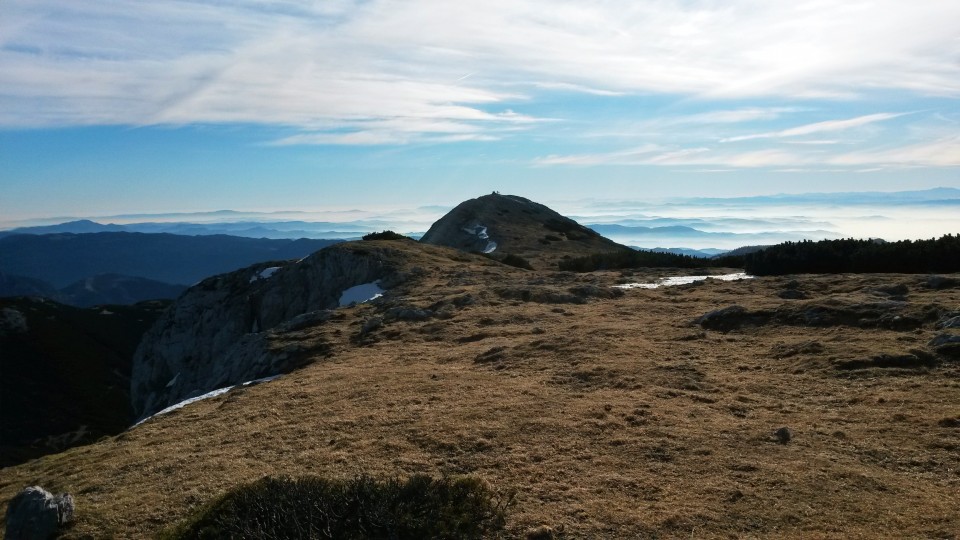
[[721, 112, 908, 142], [828, 135, 960, 168], [535, 133, 960, 169], [2, 0, 959, 147], [658, 108, 806, 126]]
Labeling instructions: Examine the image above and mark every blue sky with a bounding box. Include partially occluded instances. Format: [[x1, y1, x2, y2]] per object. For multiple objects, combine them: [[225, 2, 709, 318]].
[[1, 0, 959, 221]]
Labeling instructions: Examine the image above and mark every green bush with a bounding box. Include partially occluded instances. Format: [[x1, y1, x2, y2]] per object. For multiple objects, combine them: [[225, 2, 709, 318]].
[[162, 474, 511, 540], [362, 231, 409, 241]]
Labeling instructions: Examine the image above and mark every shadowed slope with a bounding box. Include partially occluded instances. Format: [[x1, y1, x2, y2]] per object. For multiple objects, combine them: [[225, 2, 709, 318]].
[[0, 298, 169, 466]]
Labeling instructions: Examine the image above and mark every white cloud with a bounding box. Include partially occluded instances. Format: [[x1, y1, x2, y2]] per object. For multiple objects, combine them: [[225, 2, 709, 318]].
[[530, 82, 627, 97], [1, 0, 959, 142], [721, 113, 907, 142], [660, 108, 805, 126], [829, 136, 960, 167], [535, 135, 960, 169]]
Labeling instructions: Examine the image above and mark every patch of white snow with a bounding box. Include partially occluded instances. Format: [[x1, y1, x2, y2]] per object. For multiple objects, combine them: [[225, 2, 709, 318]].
[[249, 266, 281, 283], [614, 273, 753, 290], [135, 387, 233, 426], [463, 224, 497, 253], [134, 376, 282, 426], [338, 280, 385, 307]]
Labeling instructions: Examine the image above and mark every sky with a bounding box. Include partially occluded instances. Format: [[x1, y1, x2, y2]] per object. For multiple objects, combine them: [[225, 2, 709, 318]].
[[1, 0, 959, 222]]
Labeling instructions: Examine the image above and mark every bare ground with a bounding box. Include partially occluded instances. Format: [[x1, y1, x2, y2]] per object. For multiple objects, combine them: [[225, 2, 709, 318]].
[[1, 258, 958, 539]]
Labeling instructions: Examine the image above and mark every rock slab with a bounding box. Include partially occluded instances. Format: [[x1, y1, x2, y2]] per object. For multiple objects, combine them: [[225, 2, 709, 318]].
[[5, 486, 74, 540]]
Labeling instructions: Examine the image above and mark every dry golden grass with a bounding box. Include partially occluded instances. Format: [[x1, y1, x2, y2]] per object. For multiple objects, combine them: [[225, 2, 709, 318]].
[[1, 252, 958, 539]]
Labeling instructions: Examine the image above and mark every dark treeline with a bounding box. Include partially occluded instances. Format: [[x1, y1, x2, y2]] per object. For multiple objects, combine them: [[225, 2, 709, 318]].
[[559, 249, 744, 271], [560, 234, 960, 275], [742, 234, 960, 275]]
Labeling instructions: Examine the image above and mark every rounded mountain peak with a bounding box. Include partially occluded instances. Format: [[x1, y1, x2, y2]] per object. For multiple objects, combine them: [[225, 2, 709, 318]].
[[420, 193, 632, 269]]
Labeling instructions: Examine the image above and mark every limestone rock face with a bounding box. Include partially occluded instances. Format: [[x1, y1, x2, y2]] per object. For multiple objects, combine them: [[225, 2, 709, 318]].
[[4, 486, 74, 540], [131, 243, 401, 419]]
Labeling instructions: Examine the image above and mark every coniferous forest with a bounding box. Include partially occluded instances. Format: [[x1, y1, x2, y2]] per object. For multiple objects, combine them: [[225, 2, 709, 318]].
[[560, 234, 960, 275], [742, 234, 960, 275]]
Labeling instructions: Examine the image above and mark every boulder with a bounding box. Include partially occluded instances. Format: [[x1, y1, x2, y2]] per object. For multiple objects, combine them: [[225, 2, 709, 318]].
[[935, 314, 960, 330], [925, 275, 959, 290], [696, 306, 771, 332], [777, 289, 807, 300], [0, 307, 29, 336], [361, 317, 383, 335], [5, 486, 74, 540], [929, 333, 960, 358]]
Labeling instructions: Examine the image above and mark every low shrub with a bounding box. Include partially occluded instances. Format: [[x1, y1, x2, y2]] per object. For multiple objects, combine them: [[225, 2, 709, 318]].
[[162, 474, 511, 540], [362, 231, 409, 241], [500, 254, 534, 270]]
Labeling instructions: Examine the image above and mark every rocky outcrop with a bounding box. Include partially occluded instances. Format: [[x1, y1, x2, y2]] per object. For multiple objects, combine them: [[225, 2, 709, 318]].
[[0, 306, 28, 336], [930, 333, 960, 358], [4, 486, 74, 540], [131, 243, 405, 420], [695, 300, 933, 332]]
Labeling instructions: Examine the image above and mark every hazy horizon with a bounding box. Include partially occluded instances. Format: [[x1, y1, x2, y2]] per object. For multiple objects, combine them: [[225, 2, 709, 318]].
[[3, 188, 956, 251]]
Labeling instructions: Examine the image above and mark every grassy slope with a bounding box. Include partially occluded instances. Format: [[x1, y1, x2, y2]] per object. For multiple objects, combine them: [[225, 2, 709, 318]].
[[0, 252, 958, 538]]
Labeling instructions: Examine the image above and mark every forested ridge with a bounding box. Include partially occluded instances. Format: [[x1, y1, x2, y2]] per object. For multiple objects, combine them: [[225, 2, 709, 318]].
[[559, 234, 960, 275], [742, 234, 960, 275]]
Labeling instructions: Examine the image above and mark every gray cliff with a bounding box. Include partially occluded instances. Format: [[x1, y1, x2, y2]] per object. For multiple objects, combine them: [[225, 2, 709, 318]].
[[131, 242, 403, 420]]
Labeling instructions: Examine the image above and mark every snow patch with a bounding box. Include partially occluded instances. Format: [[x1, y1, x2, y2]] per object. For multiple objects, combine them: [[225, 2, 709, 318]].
[[134, 375, 280, 427], [99, 309, 114, 315], [249, 266, 281, 283], [615, 273, 754, 290], [463, 223, 497, 253], [339, 280, 385, 307]]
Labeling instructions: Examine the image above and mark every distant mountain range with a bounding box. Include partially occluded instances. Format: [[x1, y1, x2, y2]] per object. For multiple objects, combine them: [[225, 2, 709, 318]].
[[0, 219, 387, 240], [0, 232, 340, 289], [60, 274, 187, 307], [637, 247, 730, 258], [587, 223, 839, 246]]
